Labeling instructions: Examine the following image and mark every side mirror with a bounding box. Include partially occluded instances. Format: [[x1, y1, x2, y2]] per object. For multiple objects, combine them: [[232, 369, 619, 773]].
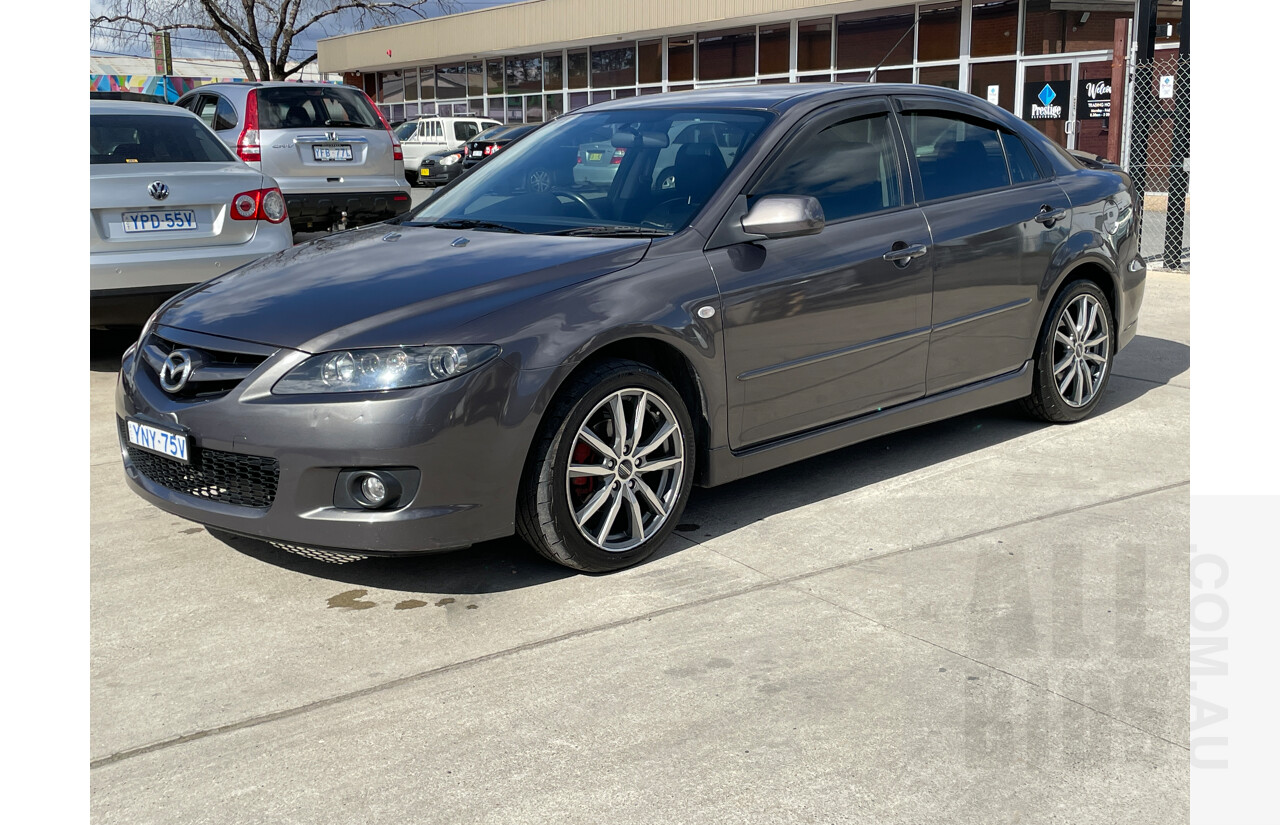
[[740, 195, 825, 239]]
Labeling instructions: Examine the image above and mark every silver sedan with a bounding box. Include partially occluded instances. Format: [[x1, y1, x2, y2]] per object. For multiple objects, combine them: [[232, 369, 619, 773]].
[[90, 100, 294, 327]]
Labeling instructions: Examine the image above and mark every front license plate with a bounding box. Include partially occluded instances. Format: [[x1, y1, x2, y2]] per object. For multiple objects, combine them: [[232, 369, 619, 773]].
[[127, 420, 190, 464], [314, 145, 353, 162], [422, 169, 429, 176], [587, 151, 603, 161], [122, 210, 198, 233]]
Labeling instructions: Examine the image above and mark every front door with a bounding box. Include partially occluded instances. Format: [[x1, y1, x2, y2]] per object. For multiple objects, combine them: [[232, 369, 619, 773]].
[[1021, 57, 1114, 155], [709, 99, 934, 449]]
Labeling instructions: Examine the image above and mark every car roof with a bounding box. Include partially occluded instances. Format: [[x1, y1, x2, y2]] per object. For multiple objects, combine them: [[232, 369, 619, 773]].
[[90, 100, 195, 117], [585, 82, 983, 114]]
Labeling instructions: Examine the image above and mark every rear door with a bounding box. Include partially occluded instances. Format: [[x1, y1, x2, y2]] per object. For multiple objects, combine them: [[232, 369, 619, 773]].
[[708, 98, 935, 448], [895, 97, 1071, 392], [256, 86, 398, 191]]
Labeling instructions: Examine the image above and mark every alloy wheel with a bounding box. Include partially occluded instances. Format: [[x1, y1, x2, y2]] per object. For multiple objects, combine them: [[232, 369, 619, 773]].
[[1052, 293, 1111, 408], [564, 388, 685, 552]]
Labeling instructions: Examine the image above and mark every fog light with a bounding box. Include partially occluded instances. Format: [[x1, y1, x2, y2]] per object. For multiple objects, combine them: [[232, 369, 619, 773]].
[[361, 474, 387, 505], [348, 470, 403, 510]]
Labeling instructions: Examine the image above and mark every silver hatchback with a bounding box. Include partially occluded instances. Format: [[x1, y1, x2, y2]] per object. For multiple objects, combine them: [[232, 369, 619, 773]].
[[177, 82, 412, 233]]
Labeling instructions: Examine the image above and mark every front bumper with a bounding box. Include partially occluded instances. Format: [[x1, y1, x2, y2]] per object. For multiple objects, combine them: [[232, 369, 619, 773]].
[[418, 159, 460, 186], [114, 332, 536, 555]]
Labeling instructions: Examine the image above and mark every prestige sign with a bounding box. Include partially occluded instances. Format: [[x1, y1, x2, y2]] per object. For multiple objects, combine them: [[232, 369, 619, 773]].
[[1023, 81, 1070, 120]]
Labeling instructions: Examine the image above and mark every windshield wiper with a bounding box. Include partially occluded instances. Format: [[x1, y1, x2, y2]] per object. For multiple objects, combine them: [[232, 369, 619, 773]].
[[404, 218, 526, 234], [546, 225, 673, 237], [323, 119, 369, 128]]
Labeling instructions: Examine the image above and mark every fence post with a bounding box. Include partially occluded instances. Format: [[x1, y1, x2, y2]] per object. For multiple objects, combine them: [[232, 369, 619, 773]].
[[1161, 2, 1191, 269]]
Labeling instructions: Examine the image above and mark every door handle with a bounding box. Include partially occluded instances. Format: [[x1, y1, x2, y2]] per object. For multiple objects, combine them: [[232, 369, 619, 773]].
[[883, 243, 928, 265], [1034, 205, 1067, 227]]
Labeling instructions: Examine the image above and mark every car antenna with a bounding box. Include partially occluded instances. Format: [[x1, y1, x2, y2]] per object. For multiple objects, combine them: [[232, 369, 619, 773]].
[[867, 11, 922, 82]]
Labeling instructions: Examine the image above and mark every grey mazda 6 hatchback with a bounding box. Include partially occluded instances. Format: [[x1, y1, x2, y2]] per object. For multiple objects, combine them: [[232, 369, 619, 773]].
[[116, 84, 1144, 573]]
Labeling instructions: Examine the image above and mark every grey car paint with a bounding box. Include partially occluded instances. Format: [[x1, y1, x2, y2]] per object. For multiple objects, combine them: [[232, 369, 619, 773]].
[[117, 83, 1143, 559]]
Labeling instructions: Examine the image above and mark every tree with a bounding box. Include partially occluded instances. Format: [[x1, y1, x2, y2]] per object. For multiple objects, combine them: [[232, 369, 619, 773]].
[[91, 1, 462, 81]]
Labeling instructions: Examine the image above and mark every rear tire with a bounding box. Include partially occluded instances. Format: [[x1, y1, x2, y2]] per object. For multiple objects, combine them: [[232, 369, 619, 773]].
[[1022, 280, 1114, 422], [517, 359, 695, 572]]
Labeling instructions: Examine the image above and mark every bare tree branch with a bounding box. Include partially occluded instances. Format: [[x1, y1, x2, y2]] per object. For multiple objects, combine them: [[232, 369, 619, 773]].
[[92, 1, 463, 81]]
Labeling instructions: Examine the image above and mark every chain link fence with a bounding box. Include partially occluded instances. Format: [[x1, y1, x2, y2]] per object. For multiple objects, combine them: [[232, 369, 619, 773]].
[[1122, 55, 1190, 271]]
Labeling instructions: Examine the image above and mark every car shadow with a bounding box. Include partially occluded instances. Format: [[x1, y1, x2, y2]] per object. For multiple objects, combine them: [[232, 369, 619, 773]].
[[199, 332, 1187, 593]]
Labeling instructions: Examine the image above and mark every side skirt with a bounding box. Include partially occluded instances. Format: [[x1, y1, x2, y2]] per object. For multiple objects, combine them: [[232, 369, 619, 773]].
[[701, 361, 1033, 487]]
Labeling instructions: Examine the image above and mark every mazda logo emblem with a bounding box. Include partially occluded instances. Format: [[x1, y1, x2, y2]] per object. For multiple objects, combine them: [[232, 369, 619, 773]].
[[159, 350, 196, 393], [148, 181, 170, 201]]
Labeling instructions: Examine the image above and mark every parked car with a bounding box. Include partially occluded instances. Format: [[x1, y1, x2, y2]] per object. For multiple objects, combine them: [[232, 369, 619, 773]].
[[176, 82, 412, 233], [415, 146, 469, 188], [398, 115, 501, 185], [90, 100, 294, 327], [460, 123, 541, 171], [116, 85, 1144, 573]]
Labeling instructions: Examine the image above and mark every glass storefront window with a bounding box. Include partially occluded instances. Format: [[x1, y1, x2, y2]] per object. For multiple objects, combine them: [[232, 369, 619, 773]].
[[968, 60, 1016, 112], [758, 24, 790, 76], [591, 89, 613, 105], [837, 5, 915, 70], [970, 1, 1019, 57], [797, 18, 832, 73], [1023, 0, 1126, 56], [487, 59, 504, 96], [436, 64, 465, 100], [568, 49, 588, 89], [638, 39, 662, 85], [568, 91, 588, 111], [918, 63, 959, 89], [699, 27, 756, 81], [403, 68, 418, 102], [918, 2, 961, 62], [836, 68, 912, 83], [544, 52, 564, 90], [418, 66, 435, 101], [467, 62, 483, 97], [668, 35, 694, 82], [526, 95, 544, 123], [591, 44, 635, 88], [380, 70, 405, 103], [545, 93, 564, 118], [507, 54, 542, 93], [506, 96, 524, 124]]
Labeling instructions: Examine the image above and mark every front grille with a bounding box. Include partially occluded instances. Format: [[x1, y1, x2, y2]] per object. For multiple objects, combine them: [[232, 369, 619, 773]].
[[144, 332, 272, 399], [268, 542, 367, 564], [119, 418, 279, 508]]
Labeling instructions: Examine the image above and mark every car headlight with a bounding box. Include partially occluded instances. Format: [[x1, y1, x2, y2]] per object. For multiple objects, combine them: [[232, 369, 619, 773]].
[[272, 344, 500, 395], [439, 153, 462, 167]]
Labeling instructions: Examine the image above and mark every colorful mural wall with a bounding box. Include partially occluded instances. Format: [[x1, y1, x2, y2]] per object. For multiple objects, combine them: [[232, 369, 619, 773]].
[[90, 75, 247, 102]]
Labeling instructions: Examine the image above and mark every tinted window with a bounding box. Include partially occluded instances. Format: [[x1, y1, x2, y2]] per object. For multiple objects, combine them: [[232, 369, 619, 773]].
[[192, 96, 219, 128], [905, 112, 1010, 200], [751, 113, 902, 222], [394, 121, 418, 141], [213, 96, 237, 131], [1001, 132, 1042, 183], [90, 114, 237, 164], [455, 121, 481, 141], [258, 87, 380, 130]]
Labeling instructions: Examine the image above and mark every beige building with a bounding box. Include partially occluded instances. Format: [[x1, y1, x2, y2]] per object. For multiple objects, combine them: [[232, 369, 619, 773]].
[[318, 0, 1183, 158]]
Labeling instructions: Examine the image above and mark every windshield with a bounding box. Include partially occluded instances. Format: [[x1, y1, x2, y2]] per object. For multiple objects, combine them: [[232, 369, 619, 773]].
[[257, 86, 381, 130], [394, 121, 419, 141], [406, 107, 773, 235]]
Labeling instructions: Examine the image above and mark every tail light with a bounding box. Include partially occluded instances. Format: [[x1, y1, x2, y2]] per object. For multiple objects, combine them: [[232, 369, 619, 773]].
[[484, 144, 496, 156], [576, 152, 583, 164], [365, 94, 403, 161], [610, 147, 627, 165], [237, 89, 260, 162], [231, 188, 288, 223]]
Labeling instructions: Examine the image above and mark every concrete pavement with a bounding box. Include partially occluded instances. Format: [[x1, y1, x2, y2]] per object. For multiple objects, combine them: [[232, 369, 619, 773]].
[[89, 269, 1190, 824]]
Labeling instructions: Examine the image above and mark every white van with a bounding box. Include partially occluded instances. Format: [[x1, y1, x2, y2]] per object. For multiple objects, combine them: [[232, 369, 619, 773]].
[[396, 115, 501, 185]]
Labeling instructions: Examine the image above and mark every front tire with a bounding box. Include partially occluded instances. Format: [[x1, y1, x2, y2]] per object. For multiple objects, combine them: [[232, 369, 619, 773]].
[[517, 359, 695, 572], [1023, 280, 1114, 422]]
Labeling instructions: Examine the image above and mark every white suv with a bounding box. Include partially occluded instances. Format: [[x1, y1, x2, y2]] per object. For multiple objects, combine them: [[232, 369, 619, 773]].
[[177, 82, 413, 233], [396, 115, 501, 186]]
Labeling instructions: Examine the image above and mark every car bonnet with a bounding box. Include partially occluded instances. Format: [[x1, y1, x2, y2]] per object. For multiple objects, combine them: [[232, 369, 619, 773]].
[[156, 223, 652, 352]]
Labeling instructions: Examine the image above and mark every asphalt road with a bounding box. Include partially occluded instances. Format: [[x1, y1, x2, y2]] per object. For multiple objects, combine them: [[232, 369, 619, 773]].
[[89, 269, 1190, 824]]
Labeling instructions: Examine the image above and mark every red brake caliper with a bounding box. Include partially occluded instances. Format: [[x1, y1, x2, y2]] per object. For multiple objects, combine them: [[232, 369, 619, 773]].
[[571, 441, 594, 500]]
